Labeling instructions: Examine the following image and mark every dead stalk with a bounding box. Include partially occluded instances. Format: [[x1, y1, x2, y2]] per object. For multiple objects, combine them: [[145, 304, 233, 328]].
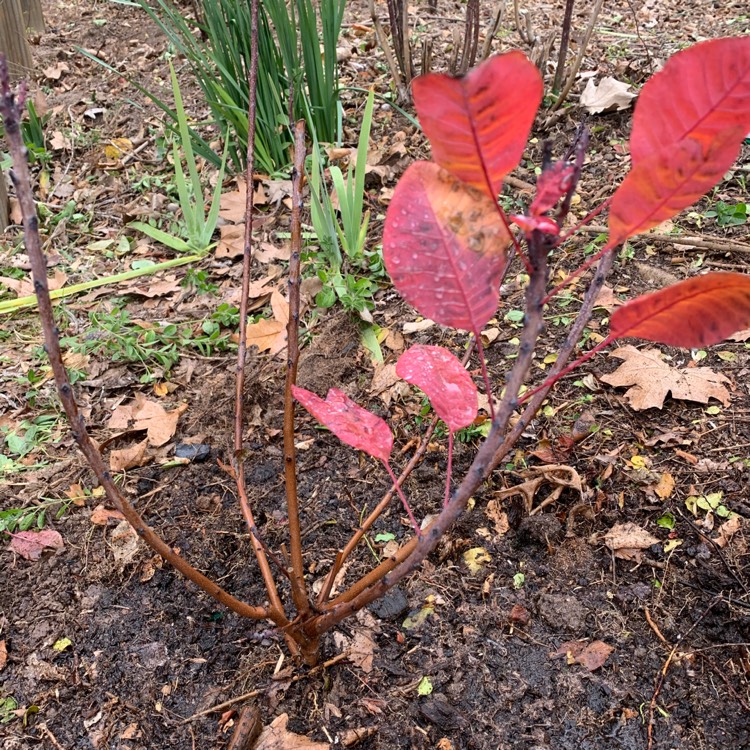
[[480, 2, 506, 62], [552, 0, 575, 94], [551, 0, 605, 110]]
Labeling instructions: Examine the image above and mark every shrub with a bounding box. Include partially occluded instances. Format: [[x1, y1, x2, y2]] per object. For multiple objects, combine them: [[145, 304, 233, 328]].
[[3, 37, 749, 667]]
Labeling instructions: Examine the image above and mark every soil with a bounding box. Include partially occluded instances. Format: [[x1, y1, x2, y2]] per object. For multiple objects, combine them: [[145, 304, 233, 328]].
[[1, 1, 750, 749]]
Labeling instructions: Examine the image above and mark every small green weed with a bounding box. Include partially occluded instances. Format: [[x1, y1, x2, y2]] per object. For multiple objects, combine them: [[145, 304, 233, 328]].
[[0, 495, 75, 536], [130, 62, 227, 254], [61, 306, 235, 382], [0, 696, 19, 724], [182, 268, 218, 295], [703, 200, 748, 227], [2, 414, 61, 460]]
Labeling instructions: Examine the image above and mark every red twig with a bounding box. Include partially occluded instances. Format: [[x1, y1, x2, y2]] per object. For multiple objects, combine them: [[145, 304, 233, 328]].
[[230, 0, 288, 630], [0, 57, 268, 622], [284, 121, 313, 622]]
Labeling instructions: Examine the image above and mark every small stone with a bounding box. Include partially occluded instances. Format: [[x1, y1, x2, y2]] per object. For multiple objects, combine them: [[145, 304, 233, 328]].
[[174, 443, 210, 462]]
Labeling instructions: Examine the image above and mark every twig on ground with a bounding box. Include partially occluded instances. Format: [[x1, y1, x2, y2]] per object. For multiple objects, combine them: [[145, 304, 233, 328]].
[[578, 224, 750, 254], [646, 597, 721, 750], [183, 652, 350, 723]]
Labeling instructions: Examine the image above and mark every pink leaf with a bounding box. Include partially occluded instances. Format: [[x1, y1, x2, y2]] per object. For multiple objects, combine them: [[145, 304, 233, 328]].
[[510, 214, 560, 237], [529, 161, 576, 216], [292, 386, 393, 462], [9, 529, 64, 561], [396, 345, 478, 432], [413, 52, 543, 199], [383, 161, 510, 332]]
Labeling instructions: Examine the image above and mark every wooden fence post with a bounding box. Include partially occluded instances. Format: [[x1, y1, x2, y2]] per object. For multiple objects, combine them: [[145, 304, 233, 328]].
[[21, 0, 45, 34]]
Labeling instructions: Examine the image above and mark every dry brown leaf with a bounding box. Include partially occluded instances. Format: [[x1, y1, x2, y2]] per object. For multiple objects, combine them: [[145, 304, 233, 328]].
[[122, 275, 180, 298], [350, 631, 376, 673], [715, 515, 742, 549], [370, 362, 403, 406], [594, 284, 623, 312], [240, 291, 289, 355], [44, 61, 70, 80], [654, 472, 675, 499], [219, 179, 267, 223], [403, 319, 435, 334], [604, 521, 659, 562], [109, 519, 140, 569], [580, 76, 635, 114], [109, 438, 150, 471], [0, 269, 67, 298], [216, 223, 244, 258], [254, 713, 329, 750], [550, 640, 614, 671], [485, 498, 510, 537], [90, 504, 126, 525], [107, 395, 186, 447], [600, 346, 731, 410], [728, 328, 750, 342], [0, 640, 7, 672], [493, 464, 582, 514], [244, 318, 286, 353]]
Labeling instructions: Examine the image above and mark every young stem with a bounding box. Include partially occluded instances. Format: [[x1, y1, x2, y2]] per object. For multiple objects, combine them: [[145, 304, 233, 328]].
[[493, 251, 615, 468], [383, 460, 422, 537], [284, 121, 312, 618], [444, 431, 454, 507], [552, 0, 574, 95], [231, 0, 288, 629], [473, 331, 495, 420], [316, 337, 480, 607], [0, 59, 269, 623]]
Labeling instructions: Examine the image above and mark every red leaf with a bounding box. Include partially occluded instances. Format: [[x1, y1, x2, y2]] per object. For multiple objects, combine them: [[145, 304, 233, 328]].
[[383, 161, 510, 332], [608, 132, 744, 245], [609, 37, 750, 245], [629, 37, 750, 165], [412, 51, 542, 199], [396, 345, 478, 432], [9, 529, 64, 561], [610, 272, 750, 347], [292, 386, 393, 462]]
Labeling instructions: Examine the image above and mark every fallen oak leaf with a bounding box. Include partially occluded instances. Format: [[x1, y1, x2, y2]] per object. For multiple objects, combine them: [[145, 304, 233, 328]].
[[600, 346, 730, 410], [0, 269, 68, 298], [109, 438, 151, 471], [8, 529, 64, 560], [90, 505, 126, 525], [241, 318, 286, 353]]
